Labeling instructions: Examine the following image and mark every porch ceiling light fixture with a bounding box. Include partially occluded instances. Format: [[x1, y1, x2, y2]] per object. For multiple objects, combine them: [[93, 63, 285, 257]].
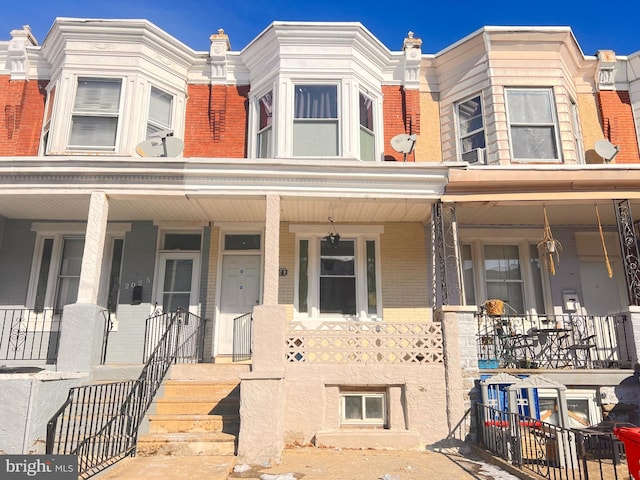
[[324, 216, 341, 248]]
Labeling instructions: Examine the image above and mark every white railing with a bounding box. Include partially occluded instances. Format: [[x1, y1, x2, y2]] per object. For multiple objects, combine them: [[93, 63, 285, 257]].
[[285, 321, 443, 364]]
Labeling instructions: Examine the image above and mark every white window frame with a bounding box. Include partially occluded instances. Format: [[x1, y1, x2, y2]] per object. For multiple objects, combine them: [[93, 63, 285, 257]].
[[146, 86, 174, 138], [340, 391, 387, 427], [456, 93, 486, 163], [291, 225, 383, 321], [256, 91, 274, 158], [537, 388, 601, 428], [67, 77, 124, 152], [505, 87, 561, 162], [292, 83, 340, 157], [570, 99, 585, 164], [461, 235, 551, 316], [358, 90, 376, 161]]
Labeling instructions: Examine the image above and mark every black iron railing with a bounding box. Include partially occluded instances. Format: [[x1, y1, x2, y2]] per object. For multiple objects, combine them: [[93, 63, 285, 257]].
[[476, 403, 628, 480], [143, 309, 205, 363], [476, 313, 633, 369], [232, 311, 252, 362], [46, 309, 204, 478], [0, 308, 60, 363]]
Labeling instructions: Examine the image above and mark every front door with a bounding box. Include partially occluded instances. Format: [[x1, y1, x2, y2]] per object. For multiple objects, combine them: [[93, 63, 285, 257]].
[[216, 254, 261, 356], [154, 252, 200, 315]]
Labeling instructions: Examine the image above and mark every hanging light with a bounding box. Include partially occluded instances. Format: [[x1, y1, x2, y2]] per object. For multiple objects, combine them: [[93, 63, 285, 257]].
[[324, 216, 340, 248]]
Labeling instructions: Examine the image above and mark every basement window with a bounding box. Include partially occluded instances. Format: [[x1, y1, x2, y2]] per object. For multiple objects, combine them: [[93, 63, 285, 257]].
[[340, 390, 386, 427]]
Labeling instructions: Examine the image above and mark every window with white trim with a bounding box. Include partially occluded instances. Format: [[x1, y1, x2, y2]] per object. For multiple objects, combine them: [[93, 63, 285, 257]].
[[341, 391, 386, 427], [293, 84, 339, 156], [146, 87, 173, 138], [457, 95, 486, 163], [68, 78, 122, 151], [257, 91, 273, 158], [359, 92, 375, 161], [506, 88, 560, 161], [297, 234, 380, 319], [463, 242, 547, 315]]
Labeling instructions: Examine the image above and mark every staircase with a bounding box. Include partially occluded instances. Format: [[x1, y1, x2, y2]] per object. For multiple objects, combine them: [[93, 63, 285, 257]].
[[136, 364, 249, 457]]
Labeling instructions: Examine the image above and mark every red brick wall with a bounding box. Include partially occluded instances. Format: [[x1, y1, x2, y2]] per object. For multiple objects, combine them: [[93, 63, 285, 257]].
[[597, 90, 640, 164], [183, 84, 249, 158], [382, 86, 420, 162], [0, 77, 47, 156]]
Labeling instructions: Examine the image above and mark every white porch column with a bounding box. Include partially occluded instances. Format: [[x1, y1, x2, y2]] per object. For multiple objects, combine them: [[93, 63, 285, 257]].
[[77, 191, 109, 304], [263, 194, 280, 305]]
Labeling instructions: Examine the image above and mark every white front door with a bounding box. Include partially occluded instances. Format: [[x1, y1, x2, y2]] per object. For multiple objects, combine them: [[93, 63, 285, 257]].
[[579, 260, 627, 315], [216, 254, 261, 356], [154, 252, 200, 315]]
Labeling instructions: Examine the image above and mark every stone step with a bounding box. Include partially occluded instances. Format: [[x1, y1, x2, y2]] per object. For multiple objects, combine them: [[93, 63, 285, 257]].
[[167, 363, 250, 382], [161, 381, 240, 398], [147, 414, 240, 434], [136, 432, 236, 456], [153, 395, 239, 415]]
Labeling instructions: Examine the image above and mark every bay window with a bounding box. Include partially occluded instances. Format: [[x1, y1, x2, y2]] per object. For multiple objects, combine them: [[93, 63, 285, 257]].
[[68, 78, 122, 151], [359, 92, 375, 161], [146, 87, 173, 138], [257, 92, 273, 158], [293, 84, 339, 156], [506, 88, 560, 161], [456, 94, 486, 163]]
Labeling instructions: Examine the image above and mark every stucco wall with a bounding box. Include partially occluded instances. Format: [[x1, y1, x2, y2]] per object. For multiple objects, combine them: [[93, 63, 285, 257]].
[[281, 363, 448, 448], [415, 91, 442, 162]]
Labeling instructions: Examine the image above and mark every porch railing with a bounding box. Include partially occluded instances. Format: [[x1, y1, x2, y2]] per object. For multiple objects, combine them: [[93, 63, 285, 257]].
[[285, 321, 444, 364], [476, 403, 629, 480], [0, 308, 60, 363], [476, 314, 633, 369], [232, 312, 253, 362], [46, 309, 204, 479]]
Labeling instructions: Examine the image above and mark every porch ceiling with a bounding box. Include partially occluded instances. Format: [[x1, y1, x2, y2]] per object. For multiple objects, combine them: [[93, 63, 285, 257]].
[[0, 195, 433, 223], [454, 200, 640, 227]]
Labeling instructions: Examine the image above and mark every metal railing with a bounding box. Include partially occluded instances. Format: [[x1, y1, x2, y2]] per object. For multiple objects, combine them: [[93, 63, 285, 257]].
[[46, 309, 204, 478], [476, 313, 633, 369], [476, 403, 628, 480], [0, 308, 60, 363], [232, 311, 253, 362]]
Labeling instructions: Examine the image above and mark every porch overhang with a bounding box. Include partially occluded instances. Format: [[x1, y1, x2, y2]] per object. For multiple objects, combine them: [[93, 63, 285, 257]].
[[0, 157, 448, 223]]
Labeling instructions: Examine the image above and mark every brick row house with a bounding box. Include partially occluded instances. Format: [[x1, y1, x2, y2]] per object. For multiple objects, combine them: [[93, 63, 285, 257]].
[[0, 18, 639, 470]]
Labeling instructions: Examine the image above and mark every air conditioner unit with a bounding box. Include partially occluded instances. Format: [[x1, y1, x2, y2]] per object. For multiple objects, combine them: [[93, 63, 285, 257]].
[[461, 147, 486, 164]]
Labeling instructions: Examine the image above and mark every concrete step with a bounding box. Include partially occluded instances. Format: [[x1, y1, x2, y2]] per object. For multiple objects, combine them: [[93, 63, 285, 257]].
[[136, 432, 236, 456], [147, 414, 240, 434], [161, 381, 240, 398], [153, 395, 239, 415], [167, 363, 250, 382]]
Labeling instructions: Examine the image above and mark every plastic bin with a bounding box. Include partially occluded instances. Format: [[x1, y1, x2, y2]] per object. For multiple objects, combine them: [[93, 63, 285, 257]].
[[614, 427, 640, 480]]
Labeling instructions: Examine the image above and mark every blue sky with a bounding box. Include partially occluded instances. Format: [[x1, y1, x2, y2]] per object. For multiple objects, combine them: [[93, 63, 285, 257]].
[[2, 0, 639, 56]]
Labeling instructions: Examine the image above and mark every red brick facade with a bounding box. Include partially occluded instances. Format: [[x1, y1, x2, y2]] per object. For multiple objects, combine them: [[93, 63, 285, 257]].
[[0, 77, 47, 156], [183, 84, 249, 158], [382, 86, 420, 162], [597, 90, 640, 164]]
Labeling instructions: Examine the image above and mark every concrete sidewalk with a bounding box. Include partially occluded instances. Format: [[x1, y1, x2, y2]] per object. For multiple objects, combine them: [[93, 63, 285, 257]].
[[95, 446, 518, 480]]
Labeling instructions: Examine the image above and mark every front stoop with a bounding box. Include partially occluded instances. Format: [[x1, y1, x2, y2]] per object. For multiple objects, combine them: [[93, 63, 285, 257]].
[[136, 365, 247, 457]]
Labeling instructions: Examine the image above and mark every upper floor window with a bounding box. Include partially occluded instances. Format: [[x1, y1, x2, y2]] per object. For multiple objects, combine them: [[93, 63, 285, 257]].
[[257, 92, 273, 158], [359, 92, 375, 161], [146, 87, 173, 138], [457, 95, 486, 163], [293, 85, 338, 156], [506, 88, 560, 161], [68, 78, 122, 151]]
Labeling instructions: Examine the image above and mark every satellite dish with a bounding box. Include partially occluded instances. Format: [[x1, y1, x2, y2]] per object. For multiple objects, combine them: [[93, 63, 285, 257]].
[[390, 133, 417, 154], [594, 139, 619, 163], [136, 131, 184, 157]]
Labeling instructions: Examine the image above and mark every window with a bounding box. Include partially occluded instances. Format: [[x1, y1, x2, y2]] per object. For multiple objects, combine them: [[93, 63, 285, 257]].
[[570, 99, 585, 164], [147, 87, 173, 138], [341, 391, 386, 427], [296, 231, 381, 320], [457, 95, 485, 163], [463, 241, 547, 315], [359, 92, 375, 161], [506, 88, 560, 161], [257, 92, 273, 158], [68, 78, 122, 151], [293, 85, 338, 156], [41, 86, 56, 154]]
